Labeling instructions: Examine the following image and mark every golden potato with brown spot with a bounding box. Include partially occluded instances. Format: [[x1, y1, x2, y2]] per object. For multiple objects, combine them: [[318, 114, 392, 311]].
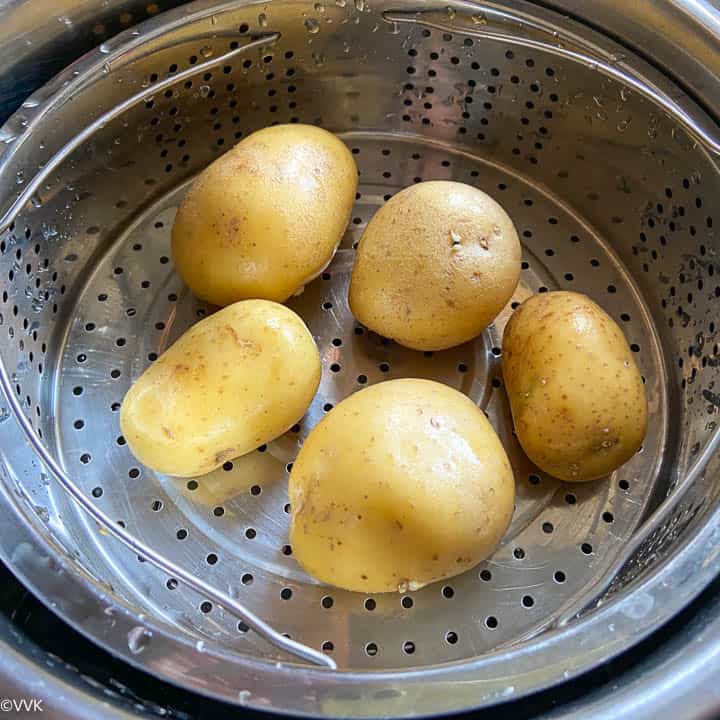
[[120, 300, 320, 477], [172, 124, 357, 306], [349, 181, 521, 350], [289, 379, 515, 592], [502, 291, 647, 482]]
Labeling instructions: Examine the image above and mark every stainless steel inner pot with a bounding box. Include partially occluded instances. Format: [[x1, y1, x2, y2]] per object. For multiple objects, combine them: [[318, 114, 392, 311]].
[[0, 0, 718, 715]]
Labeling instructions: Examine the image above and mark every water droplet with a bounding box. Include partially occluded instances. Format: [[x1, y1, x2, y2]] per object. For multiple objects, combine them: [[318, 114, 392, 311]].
[[34, 506, 49, 523], [595, 109, 608, 121], [354, 0, 365, 10], [195, 639, 206, 652], [102, 61, 111, 74], [41, 223, 58, 241], [31, 195, 42, 208], [305, 18, 320, 33], [211, 14, 218, 24], [99, 42, 111, 54], [16, 170, 24, 184], [127, 626, 152, 654], [446, 5, 456, 19], [0, 128, 17, 144], [312, 51, 326, 67], [200, 45, 213, 59], [22, 98, 39, 109], [314, 2, 326, 11], [471, 12, 487, 24], [238, 690, 252, 704], [0, 407, 11, 423], [335, 0, 347, 6], [258, 12, 268, 26], [620, 87, 631, 102], [617, 117, 631, 132]]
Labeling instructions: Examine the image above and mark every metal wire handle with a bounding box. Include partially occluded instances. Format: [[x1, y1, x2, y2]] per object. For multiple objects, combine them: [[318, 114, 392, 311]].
[[0, 29, 336, 671]]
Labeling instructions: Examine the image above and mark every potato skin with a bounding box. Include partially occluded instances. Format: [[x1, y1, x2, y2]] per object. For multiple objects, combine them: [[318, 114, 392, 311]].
[[172, 124, 357, 306], [120, 300, 320, 477], [502, 291, 647, 482], [289, 379, 515, 593], [349, 181, 520, 351]]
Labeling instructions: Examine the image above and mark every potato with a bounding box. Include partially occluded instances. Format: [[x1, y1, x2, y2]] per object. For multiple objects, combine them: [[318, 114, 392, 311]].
[[349, 181, 520, 351], [289, 378, 515, 592], [172, 124, 357, 306], [120, 300, 320, 477], [503, 291, 647, 482]]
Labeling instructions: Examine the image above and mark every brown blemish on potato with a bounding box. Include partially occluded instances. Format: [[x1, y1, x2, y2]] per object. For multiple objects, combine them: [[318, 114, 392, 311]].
[[214, 447, 236, 464], [161, 425, 174, 440]]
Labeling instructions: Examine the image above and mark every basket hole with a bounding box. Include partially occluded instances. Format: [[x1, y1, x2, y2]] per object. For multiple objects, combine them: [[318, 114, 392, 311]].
[[554, 570, 566, 583], [241, 573, 254, 585], [365, 642, 378, 657], [151, 500, 163, 512], [91, 487, 103, 498], [364, 598, 376, 611], [522, 595, 535, 608], [166, 578, 178, 590], [245, 528, 256, 539], [176, 529, 188, 540], [402, 641, 415, 655], [485, 616, 498, 629], [441, 585, 455, 599], [322, 641, 334, 653], [200, 601, 212, 614], [542, 522, 554, 534], [513, 547, 525, 559], [280, 588, 292, 600], [480, 569, 492, 581], [206, 553, 218, 565]]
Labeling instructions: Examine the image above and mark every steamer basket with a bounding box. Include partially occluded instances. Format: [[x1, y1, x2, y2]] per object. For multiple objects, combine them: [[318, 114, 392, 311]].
[[0, 0, 718, 715]]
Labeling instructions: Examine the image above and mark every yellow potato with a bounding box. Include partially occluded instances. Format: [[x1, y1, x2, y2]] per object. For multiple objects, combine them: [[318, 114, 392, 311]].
[[503, 291, 647, 482], [289, 379, 515, 592], [172, 124, 357, 306], [349, 181, 520, 351], [120, 300, 320, 477]]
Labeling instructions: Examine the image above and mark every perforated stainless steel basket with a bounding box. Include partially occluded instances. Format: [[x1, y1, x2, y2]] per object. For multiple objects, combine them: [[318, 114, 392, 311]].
[[0, 0, 719, 715]]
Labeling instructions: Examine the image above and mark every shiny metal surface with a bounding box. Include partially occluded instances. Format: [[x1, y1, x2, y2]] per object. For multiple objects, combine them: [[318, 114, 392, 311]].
[[0, 0, 718, 715]]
